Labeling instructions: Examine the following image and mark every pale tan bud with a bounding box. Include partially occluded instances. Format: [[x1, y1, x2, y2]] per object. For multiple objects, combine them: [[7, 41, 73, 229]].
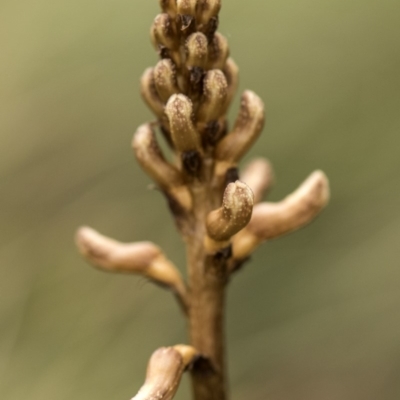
[[140, 68, 164, 118], [185, 32, 208, 69], [165, 94, 201, 153], [232, 171, 330, 259], [177, 0, 198, 16], [132, 124, 192, 210], [207, 32, 229, 70], [206, 181, 254, 241], [197, 0, 221, 24], [159, 0, 177, 17], [222, 57, 239, 113], [215, 90, 265, 163], [154, 59, 180, 103], [241, 158, 274, 203], [131, 345, 198, 400], [151, 14, 177, 50], [197, 69, 228, 122]]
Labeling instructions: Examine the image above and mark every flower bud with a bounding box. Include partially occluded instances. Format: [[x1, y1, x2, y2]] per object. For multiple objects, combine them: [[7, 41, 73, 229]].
[[215, 90, 265, 163], [206, 180, 254, 241], [159, 0, 177, 17], [76, 227, 187, 293], [140, 68, 165, 118], [154, 59, 180, 103], [207, 32, 229, 70], [165, 94, 201, 153], [151, 13, 177, 50], [177, 0, 198, 16], [241, 158, 274, 203], [185, 32, 208, 69], [232, 171, 330, 259], [197, 0, 221, 24], [221, 57, 239, 113], [132, 346, 198, 400], [197, 69, 228, 122]]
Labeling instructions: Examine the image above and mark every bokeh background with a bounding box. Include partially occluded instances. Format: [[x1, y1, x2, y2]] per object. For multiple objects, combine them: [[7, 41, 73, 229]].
[[1, 0, 400, 399]]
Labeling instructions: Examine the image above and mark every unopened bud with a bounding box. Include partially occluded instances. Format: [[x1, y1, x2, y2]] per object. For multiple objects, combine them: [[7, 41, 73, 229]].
[[151, 14, 177, 50], [197, 69, 228, 122], [165, 94, 201, 153], [132, 346, 198, 400], [233, 171, 330, 259], [207, 32, 229, 70], [76, 227, 186, 291], [206, 181, 254, 241], [185, 32, 208, 69], [241, 158, 274, 203], [215, 90, 265, 163], [221, 57, 239, 113], [154, 59, 180, 103], [197, 0, 221, 24], [140, 68, 165, 118], [177, 0, 198, 16], [159, 0, 177, 17]]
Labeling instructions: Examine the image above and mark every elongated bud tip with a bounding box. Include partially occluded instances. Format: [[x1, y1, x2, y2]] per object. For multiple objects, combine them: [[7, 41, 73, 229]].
[[207, 181, 254, 241], [186, 32, 208, 68], [241, 158, 274, 203], [198, 0, 221, 23], [297, 170, 330, 208], [177, 0, 198, 16], [165, 94, 201, 152], [76, 227, 161, 272]]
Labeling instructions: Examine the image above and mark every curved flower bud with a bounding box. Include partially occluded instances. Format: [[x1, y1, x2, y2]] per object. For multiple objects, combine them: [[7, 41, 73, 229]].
[[76, 227, 189, 312], [177, 0, 198, 16], [197, 69, 228, 122], [215, 90, 265, 163], [140, 68, 165, 118], [185, 32, 208, 69], [206, 181, 254, 242], [165, 94, 201, 153], [240, 158, 274, 203], [132, 124, 192, 211], [222, 57, 239, 113], [154, 59, 180, 103], [232, 171, 330, 260], [197, 0, 221, 24], [131, 345, 198, 400], [151, 14, 178, 50], [207, 32, 229, 70], [159, 0, 177, 17]]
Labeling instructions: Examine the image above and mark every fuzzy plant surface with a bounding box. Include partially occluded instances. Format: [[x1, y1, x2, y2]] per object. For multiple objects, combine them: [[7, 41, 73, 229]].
[[75, 1, 330, 400]]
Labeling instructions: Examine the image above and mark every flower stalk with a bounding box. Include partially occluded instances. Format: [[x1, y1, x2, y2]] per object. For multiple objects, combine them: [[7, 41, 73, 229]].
[[75, 1, 330, 399]]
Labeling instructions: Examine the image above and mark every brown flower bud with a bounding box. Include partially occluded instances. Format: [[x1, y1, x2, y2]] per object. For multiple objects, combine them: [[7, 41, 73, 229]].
[[207, 32, 229, 70], [154, 59, 180, 103], [177, 0, 198, 16], [241, 158, 274, 203], [185, 32, 208, 69], [215, 90, 265, 163], [140, 68, 165, 118], [159, 0, 177, 17], [197, 0, 221, 24], [206, 180, 254, 241], [197, 69, 228, 122], [151, 14, 177, 50], [132, 124, 192, 211], [221, 57, 239, 113], [232, 171, 330, 259], [132, 345, 198, 400], [76, 227, 189, 311], [165, 94, 201, 153]]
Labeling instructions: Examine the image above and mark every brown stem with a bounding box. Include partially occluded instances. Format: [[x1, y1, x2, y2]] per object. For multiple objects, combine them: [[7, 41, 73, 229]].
[[186, 176, 229, 400]]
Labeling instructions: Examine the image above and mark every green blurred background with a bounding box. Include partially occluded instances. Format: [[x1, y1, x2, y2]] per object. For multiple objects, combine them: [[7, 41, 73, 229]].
[[1, 0, 399, 399]]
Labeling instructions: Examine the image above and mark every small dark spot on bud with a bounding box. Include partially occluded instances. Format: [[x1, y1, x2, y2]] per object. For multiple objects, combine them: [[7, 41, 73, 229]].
[[204, 120, 227, 146], [225, 167, 239, 186], [202, 16, 219, 40], [179, 14, 194, 31]]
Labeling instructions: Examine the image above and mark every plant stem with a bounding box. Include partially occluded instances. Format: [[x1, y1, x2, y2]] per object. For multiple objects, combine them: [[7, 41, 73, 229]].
[[186, 176, 229, 400]]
